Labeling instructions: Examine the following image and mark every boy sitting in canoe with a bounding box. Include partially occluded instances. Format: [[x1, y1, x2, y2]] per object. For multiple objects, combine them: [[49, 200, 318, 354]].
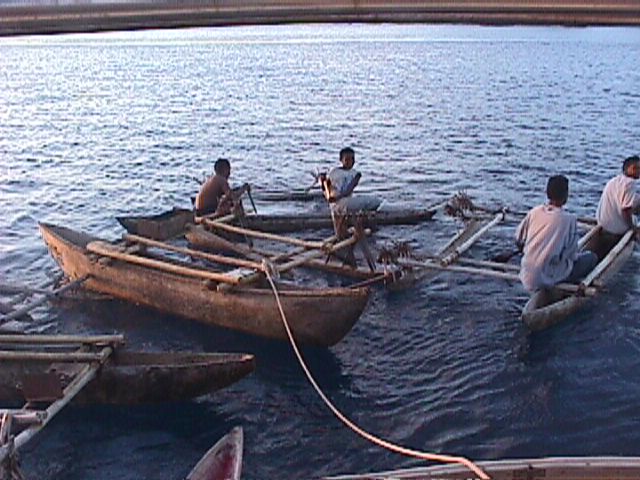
[[515, 175, 597, 292], [320, 147, 382, 233], [195, 158, 249, 217], [595, 154, 640, 259]]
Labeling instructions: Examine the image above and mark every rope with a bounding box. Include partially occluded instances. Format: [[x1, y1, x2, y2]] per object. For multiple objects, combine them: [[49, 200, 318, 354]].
[[262, 261, 490, 480]]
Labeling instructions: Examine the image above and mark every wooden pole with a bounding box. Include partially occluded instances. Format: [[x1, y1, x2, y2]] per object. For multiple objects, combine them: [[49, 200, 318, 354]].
[[0, 334, 125, 346], [0, 276, 89, 325], [580, 229, 634, 289], [440, 212, 504, 265], [277, 235, 359, 272], [200, 217, 331, 249], [397, 258, 597, 296], [0, 350, 110, 362], [124, 233, 263, 271], [86, 241, 244, 285], [11, 346, 113, 454]]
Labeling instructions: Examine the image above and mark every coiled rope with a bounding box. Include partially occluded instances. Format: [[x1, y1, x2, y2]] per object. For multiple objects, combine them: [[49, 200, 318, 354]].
[[262, 260, 490, 480]]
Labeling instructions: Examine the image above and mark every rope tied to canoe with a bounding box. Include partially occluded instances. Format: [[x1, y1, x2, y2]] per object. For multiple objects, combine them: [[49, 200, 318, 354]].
[[261, 260, 490, 480]]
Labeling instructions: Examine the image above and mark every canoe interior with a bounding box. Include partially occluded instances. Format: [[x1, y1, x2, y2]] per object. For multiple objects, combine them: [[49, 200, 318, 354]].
[[187, 426, 243, 480], [117, 207, 194, 240], [522, 228, 635, 331], [324, 456, 640, 480]]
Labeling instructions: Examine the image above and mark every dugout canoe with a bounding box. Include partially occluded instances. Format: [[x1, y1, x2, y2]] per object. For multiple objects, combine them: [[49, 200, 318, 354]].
[[39, 223, 369, 346], [0, 350, 255, 405], [187, 426, 243, 480], [324, 456, 640, 480], [116, 207, 436, 239], [521, 226, 635, 331]]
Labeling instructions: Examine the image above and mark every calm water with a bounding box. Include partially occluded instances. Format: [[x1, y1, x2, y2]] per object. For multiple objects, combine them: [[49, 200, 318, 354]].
[[2, 24, 640, 480]]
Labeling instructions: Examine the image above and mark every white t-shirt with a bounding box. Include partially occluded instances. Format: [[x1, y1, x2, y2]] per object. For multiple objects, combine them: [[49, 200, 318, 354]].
[[327, 167, 358, 200], [515, 204, 580, 292], [596, 173, 640, 235], [325, 167, 381, 214]]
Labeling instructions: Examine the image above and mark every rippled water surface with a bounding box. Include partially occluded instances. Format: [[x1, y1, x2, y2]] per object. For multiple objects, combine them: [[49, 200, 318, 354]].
[[1, 24, 640, 480]]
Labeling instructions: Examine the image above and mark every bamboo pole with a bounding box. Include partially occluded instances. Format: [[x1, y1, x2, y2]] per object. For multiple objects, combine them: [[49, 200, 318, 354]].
[[0, 350, 110, 362], [86, 241, 243, 285], [277, 235, 359, 272], [124, 233, 263, 271], [201, 217, 331, 249], [10, 346, 113, 455], [0, 276, 89, 325], [397, 258, 597, 296], [0, 410, 46, 426], [0, 334, 125, 346], [580, 229, 634, 289], [455, 257, 520, 272], [440, 212, 504, 266]]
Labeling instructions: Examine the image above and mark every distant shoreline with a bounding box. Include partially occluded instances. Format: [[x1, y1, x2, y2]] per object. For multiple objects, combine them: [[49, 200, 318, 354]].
[[1, 1, 639, 37]]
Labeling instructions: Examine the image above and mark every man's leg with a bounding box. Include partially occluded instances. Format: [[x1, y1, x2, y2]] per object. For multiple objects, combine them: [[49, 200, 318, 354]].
[[566, 251, 599, 283]]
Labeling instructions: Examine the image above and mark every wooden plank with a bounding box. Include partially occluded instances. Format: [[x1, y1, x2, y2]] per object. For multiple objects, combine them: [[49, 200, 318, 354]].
[[0, 350, 109, 362], [86, 241, 242, 285]]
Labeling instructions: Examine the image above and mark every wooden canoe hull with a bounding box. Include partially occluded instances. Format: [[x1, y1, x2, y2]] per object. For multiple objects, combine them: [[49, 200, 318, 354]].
[[324, 456, 640, 479], [522, 228, 635, 331], [117, 207, 436, 240], [187, 426, 243, 480], [40, 223, 369, 347], [0, 351, 255, 405]]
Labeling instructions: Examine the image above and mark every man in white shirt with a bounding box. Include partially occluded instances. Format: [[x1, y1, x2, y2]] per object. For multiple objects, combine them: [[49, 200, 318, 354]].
[[516, 175, 597, 292], [321, 147, 381, 233], [595, 155, 640, 258]]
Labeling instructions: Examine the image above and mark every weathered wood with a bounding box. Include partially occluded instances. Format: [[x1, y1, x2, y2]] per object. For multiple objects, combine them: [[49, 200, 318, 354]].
[[41, 223, 369, 346], [0, 334, 125, 346], [0, 350, 109, 362], [580, 229, 634, 289], [0, 410, 46, 426], [397, 258, 597, 296], [87, 241, 243, 285], [124, 233, 263, 271], [440, 212, 504, 265], [200, 218, 332, 249]]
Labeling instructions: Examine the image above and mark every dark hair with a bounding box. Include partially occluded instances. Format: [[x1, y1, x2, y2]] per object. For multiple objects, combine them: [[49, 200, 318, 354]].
[[546, 175, 569, 202], [622, 155, 640, 173], [340, 147, 354, 160], [214, 158, 230, 174]]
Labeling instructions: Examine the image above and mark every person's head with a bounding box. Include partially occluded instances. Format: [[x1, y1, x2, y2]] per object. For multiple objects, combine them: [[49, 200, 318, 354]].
[[546, 175, 569, 206], [214, 158, 231, 178], [339, 147, 355, 169], [622, 155, 640, 179]]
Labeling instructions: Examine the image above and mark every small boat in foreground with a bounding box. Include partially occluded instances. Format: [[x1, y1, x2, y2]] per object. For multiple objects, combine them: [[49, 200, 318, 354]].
[[324, 456, 640, 480], [522, 226, 635, 331], [187, 426, 243, 480], [116, 206, 436, 240], [0, 350, 255, 405], [39, 223, 369, 346]]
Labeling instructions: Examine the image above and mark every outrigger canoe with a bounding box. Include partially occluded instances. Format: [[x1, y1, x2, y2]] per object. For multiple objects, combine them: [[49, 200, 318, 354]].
[[117, 206, 436, 240], [187, 426, 243, 480], [39, 223, 369, 346], [0, 350, 255, 405], [522, 226, 635, 331], [324, 456, 640, 480]]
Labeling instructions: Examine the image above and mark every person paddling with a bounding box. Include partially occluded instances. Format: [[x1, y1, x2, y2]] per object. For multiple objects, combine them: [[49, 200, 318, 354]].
[[321, 147, 381, 233], [594, 154, 640, 259], [195, 158, 249, 217], [515, 175, 597, 292]]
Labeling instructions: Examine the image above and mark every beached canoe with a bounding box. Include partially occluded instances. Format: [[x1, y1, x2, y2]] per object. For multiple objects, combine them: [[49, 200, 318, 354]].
[[324, 456, 640, 480], [116, 206, 436, 240], [187, 426, 243, 480], [522, 226, 635, 331], [0, 350, 255, 405], [39, 223, 369, 346]]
